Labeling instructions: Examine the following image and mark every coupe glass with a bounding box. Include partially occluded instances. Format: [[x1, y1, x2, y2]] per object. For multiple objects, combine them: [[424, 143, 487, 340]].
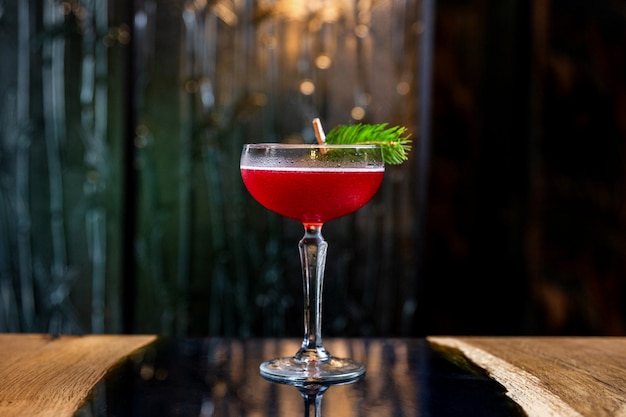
[[240, 143, 385, 383]]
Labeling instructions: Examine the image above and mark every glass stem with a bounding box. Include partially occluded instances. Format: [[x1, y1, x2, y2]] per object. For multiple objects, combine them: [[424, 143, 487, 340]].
[[296, 223, 330, 362]]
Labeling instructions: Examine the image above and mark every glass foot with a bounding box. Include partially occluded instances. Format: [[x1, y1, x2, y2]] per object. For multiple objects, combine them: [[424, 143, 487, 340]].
[[260, 356, 366, 384]]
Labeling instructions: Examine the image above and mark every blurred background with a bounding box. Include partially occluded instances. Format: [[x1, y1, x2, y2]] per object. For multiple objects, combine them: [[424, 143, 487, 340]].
[[0, 0, 624, 338]]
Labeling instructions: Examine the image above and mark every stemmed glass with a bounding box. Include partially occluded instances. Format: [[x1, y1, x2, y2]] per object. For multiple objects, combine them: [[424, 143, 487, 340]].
[[240, 143, 384, 383]]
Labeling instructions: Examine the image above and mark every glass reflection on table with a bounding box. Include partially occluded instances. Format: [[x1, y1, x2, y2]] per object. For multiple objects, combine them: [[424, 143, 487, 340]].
[[262, 367, 364, 417]]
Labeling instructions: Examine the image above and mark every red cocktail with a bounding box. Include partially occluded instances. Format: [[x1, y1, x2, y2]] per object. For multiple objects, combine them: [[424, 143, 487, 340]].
[[240, 166, 384, 225], [240, 143, 384, 384]]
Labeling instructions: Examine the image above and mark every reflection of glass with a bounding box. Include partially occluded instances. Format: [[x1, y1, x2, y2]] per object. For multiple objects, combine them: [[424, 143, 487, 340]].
[[265, 373, 365, 417], [241, 144, 384, 383], [298, 384, 329, 417], [298, 383, 335, 417]]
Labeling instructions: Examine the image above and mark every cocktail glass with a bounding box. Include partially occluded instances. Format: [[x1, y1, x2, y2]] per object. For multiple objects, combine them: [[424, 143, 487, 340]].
[[240, 143, 384, 383]]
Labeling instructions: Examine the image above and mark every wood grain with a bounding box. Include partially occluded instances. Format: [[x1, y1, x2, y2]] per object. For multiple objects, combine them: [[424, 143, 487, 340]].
[[0, 334, 156, 417], [428, 337, 626, 417]]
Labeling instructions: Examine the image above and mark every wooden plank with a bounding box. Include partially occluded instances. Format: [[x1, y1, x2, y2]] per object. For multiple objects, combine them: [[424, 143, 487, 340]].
[[428, 337, 626, 417], [0, 334, 156, 417]]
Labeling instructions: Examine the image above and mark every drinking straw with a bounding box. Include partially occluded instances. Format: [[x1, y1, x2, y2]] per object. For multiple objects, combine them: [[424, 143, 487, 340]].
[[312, 118, 328, 155], [312, 118, 326, 145]]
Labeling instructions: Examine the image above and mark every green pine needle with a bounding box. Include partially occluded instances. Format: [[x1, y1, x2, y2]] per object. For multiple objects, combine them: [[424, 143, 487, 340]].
[[324, 123, 412, 165]]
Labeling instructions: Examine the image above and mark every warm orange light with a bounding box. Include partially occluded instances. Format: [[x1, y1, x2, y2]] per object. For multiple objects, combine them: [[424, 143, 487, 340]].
[[351, 106, 366, 120], [354, 24, 369, 38], [315, 54, 332, 70], [300, 79, 316, 95], [397, 81, 411, 95]]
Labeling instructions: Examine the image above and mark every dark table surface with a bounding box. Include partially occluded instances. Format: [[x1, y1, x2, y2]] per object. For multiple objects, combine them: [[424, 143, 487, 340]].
[[75, 338, 525, 417]]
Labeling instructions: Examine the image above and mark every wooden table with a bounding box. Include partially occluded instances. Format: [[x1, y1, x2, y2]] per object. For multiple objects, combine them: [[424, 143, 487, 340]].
[[428, 337, 626, 417], [1, 335, 625, 416], [0, 334, 156, 417]]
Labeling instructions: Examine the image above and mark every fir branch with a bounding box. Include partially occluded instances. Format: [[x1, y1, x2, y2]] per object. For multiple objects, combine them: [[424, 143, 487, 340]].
[[324, 123, 412, 165]]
